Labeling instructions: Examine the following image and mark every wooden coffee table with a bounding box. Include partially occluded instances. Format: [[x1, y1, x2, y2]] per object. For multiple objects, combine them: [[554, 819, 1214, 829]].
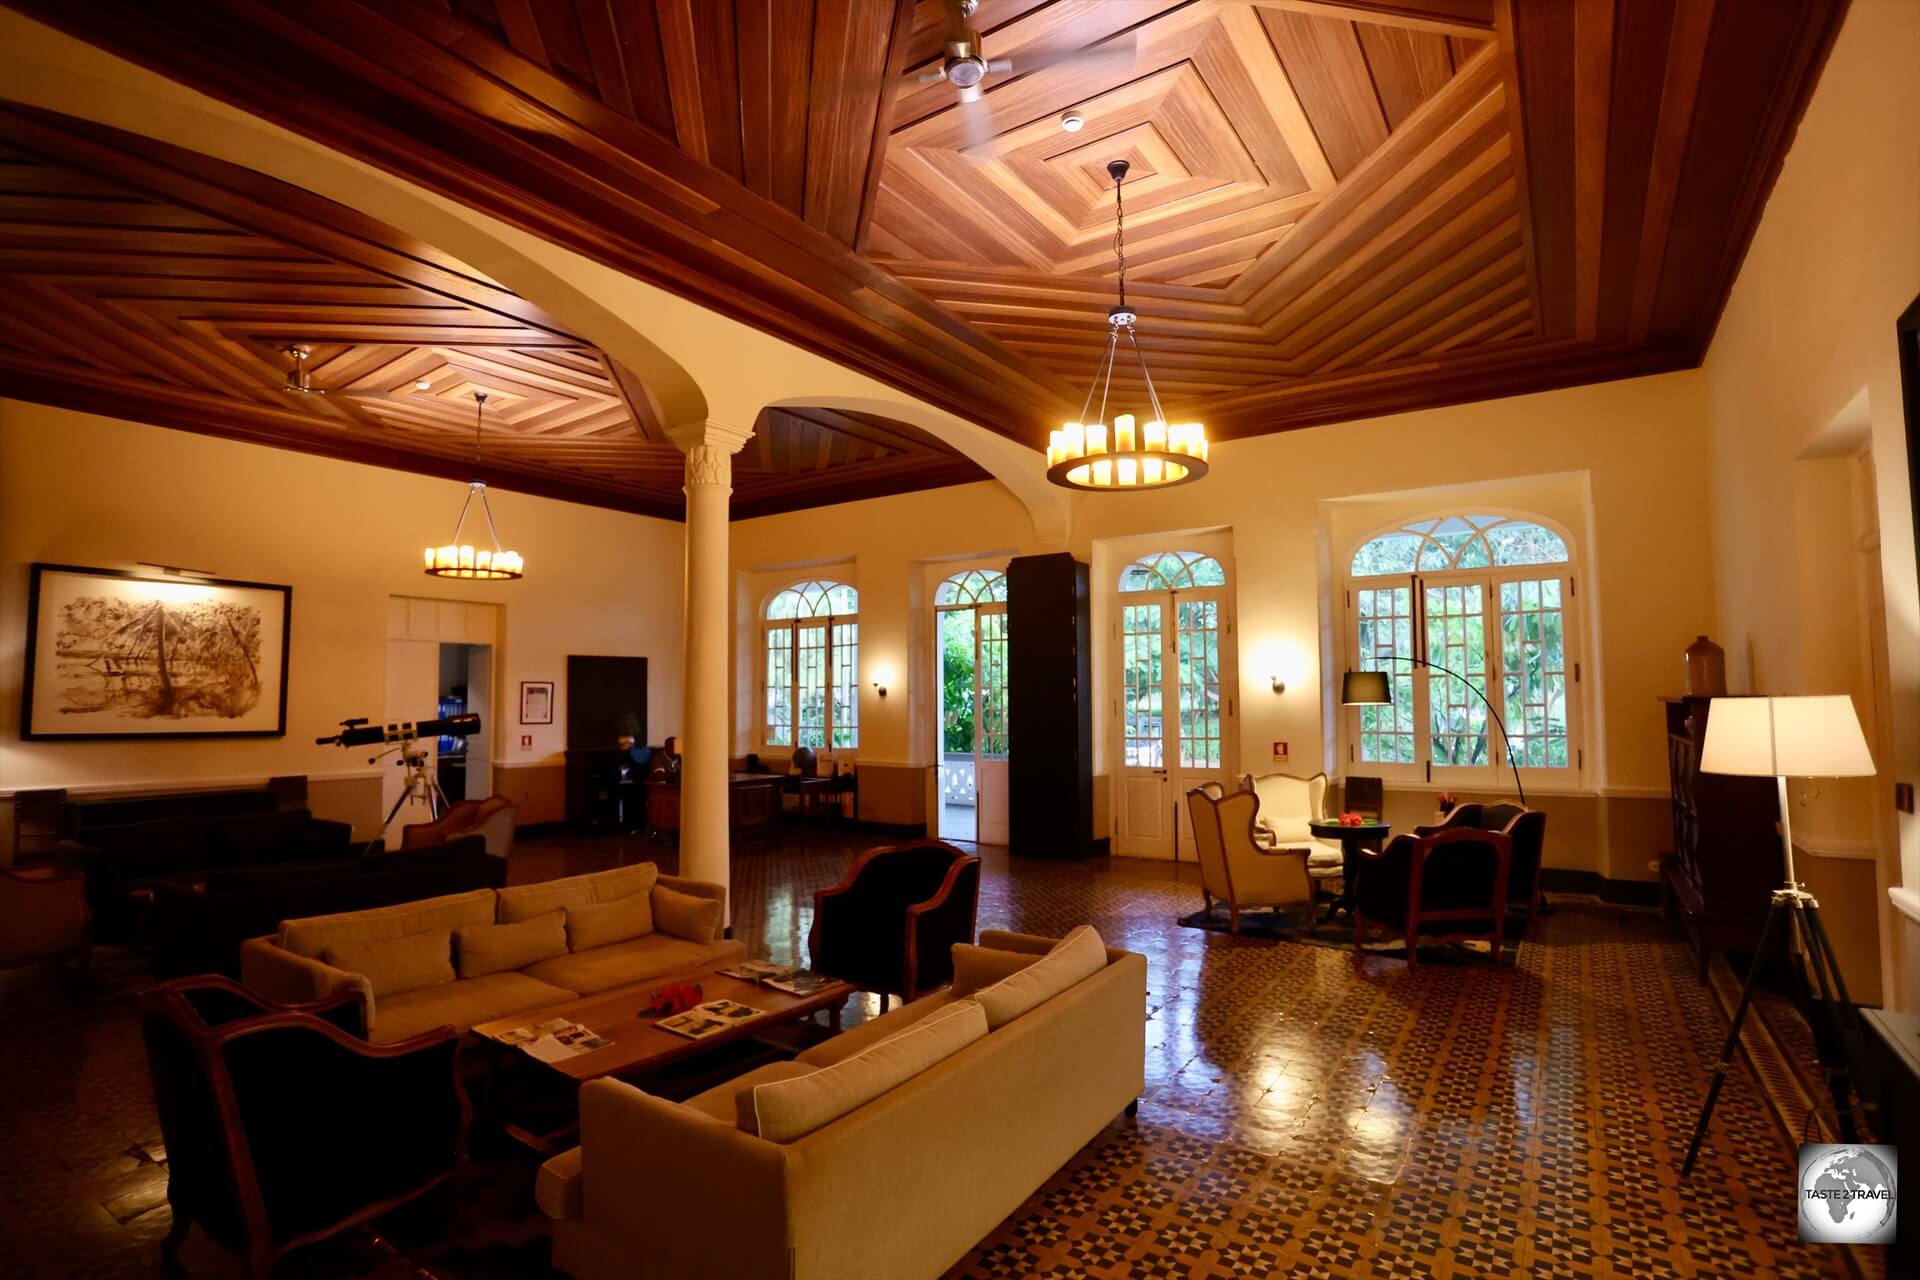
[[475, 958, 854, 1084]]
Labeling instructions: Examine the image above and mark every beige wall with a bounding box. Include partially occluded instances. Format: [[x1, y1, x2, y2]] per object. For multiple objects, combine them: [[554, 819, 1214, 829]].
[[0, 401, 685, 837], [1700, 0, 1920, 1009], [729, 369, 1717, 877]]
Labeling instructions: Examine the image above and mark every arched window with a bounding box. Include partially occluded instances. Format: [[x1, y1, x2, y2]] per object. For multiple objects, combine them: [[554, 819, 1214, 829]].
[[934, 569, 1007, 607], [764, 579, 858, 749], [1118, 551, 1226, 592], [1346, 513, 1578, 781]]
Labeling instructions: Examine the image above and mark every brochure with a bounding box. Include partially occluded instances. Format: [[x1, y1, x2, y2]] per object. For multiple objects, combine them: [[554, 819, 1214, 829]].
[[491, 1017, 613, 1060], [657, 998, 765, 1039], [764, 970, 836, 996], [717, 960, 797, 983]]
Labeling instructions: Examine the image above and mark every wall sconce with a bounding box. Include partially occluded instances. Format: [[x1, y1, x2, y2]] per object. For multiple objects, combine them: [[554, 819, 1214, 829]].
[[870, 664, 894, 699], [1270, 675, 1286, 695], [1258, 640, 1303, 695]]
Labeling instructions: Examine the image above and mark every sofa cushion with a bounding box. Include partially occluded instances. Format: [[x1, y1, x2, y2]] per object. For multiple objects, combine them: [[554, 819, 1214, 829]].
[[950, 942, 1043, 997], [498, 862, 658, 924], [209, 808, 318, 868], [652, 885, 722, 943], [973, 925, 1107, 1030], [795, 991, 958, 1068], [676, 1060, 817, 1134], [457, 909, 568, 979], [752, 999, 987, 1143], [324, 928, 453, 999], [522, 935, 746, 997], [371, 971, 578, 1044], [280, 887, 497, 960], [565, 894, 653, 951]]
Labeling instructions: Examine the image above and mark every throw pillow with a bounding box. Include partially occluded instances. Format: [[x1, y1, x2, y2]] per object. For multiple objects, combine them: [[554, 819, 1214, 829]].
[[565, 893, 654, 951], [499, 862, 658, 924], [751, 1000, 987, 1143], [456, 909, 567, 979], [950, 942, 1043, 997], [324, 928, 454, 999], [652, 886, 723, 943], [972, 925, 1106, 1030]]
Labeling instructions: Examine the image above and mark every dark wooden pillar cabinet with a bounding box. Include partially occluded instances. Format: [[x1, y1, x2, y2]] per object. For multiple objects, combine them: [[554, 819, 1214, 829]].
[[1659, 696, 1783, 981], [1007, 553, 1095, 859]]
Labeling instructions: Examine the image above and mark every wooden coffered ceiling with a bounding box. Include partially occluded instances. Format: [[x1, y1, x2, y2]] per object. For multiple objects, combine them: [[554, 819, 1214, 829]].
[[0, 106, 985, 518], [7, 0, 1848, 455]]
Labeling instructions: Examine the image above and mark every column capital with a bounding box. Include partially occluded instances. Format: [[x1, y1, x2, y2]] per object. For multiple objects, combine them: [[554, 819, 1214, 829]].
[[665, 418, 754, 455]]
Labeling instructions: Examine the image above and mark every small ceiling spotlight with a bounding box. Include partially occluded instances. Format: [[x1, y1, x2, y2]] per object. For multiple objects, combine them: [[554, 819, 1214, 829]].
[[1060, 110, 1086, 133], [415, 379, 433, 391]]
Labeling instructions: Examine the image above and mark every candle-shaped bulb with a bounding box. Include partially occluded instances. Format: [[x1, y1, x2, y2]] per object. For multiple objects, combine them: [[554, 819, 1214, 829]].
[[1114, 413, 1135, 452], [1087, 423, 1108, 456]]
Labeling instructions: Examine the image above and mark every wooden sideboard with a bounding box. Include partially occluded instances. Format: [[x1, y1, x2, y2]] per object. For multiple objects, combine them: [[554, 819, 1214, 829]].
[[1659, 697, 1783, 981]]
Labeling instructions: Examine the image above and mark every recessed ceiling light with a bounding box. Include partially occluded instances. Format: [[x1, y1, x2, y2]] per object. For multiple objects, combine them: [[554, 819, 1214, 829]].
[[1060, 111, 1086, 133], [415, 379, 433, 391]]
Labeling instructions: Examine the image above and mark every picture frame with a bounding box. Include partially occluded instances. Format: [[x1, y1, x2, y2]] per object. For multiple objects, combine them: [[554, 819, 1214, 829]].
[[22, 562, 292, 740], [520, 680, 555, 725], [1897, 290, 1920, 605]]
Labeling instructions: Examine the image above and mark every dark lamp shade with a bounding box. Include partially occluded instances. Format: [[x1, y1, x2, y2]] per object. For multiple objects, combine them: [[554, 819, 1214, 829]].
[[1341, 671, 1392, 705]]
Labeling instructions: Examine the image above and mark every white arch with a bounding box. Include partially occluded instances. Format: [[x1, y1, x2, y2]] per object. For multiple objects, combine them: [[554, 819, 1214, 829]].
[[0, 11, 1069, 541]]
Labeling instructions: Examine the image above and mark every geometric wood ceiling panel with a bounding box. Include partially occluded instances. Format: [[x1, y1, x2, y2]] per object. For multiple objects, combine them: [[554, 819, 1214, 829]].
[[0, 105, 985, 520], [13, 0, 1851, 450]]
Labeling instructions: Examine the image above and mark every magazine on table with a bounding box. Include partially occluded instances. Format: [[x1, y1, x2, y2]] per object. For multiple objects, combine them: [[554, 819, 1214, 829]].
[[490, 1017, 614, 1061], [657, 998, 764, 1039], [717, 959, 798, 983], [763, 970, 835, 996], [717, 959, 836, 995]]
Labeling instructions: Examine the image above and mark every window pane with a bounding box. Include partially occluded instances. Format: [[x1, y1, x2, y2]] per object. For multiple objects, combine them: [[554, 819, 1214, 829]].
[[1355, 586, 1415, 762], [979, 610, 1009, 758], [1486, 521, 1570, 566], [1122, 603, 1163, 767], [1176, 599, 1222, 768], [765, 626, 792, 746], [1119, 551, 1226, 591], [1352, 533, 1419, 576], [1499, 575, 1569, 771], [1426, 583, 1488, 768], [796, 622, 827, 748], [940, 609, 976, 755], [830, 622, 858, 748]]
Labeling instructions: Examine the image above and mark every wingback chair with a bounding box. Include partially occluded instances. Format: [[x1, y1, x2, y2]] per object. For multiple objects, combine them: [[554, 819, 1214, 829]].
[[810, 840, 980, 1006], [1242, 771, 1346, 884], [1352, 827, 1512, 966], [141, 976, 469, 1279], [1187, 788, 1316, 935], [400, 794, 519, 857]]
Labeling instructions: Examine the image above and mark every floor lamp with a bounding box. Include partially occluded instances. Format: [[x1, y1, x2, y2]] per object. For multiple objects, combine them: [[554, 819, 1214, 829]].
[[1340, 661, 1527, 806], [1679, 694, 1875, 1177]]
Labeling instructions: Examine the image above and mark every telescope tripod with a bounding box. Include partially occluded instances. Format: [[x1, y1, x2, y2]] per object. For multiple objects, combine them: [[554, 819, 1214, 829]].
[[362, 740, 449, 854]]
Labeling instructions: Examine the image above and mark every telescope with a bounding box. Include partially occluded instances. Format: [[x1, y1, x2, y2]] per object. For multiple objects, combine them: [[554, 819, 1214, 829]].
[[315, 713, 480, 748]]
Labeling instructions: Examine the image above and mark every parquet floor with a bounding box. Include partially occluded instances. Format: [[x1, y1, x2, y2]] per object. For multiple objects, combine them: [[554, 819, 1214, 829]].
[[0, 829, 1877, 1279]]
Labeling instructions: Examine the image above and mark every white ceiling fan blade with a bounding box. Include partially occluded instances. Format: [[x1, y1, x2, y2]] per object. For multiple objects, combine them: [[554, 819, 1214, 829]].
[[956, 97, 996, 152], [1001, 32, 1139, 77]]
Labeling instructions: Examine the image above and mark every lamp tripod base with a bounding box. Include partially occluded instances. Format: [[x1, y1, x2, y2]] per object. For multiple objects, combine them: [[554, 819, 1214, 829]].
[[1679, 883, 1860, 1177]]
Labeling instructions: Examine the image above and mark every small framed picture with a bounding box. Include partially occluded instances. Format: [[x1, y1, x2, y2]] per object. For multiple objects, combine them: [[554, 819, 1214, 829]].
[[520, 680, 554, 725]]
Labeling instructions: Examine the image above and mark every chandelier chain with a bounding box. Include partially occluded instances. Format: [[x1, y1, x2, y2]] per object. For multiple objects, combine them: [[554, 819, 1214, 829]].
[[1113, 169, 1127, 309]]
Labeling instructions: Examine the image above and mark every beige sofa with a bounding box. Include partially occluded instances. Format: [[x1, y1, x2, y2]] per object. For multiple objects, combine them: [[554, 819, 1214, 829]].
[[239, 863, 743, 1043], [536, 928, 1147, 1280]]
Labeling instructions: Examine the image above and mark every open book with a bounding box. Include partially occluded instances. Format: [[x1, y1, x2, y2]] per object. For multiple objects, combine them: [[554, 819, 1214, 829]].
[[489, 1017, 613, 1061], [658, 998, 764, 1039]]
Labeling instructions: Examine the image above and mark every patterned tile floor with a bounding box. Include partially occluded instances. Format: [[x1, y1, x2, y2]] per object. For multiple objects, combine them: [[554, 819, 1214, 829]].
[[0, 829, 1882, 1279]]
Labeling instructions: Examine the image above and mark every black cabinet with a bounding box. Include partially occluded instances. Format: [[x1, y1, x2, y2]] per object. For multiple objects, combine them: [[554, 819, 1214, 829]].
[[1007, 553, 1095, 859]]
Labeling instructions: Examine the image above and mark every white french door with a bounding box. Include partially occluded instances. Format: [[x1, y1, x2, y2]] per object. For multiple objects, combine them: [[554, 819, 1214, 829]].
[[1114, 584, 1235, 858], [936, 598, 1009, 844]]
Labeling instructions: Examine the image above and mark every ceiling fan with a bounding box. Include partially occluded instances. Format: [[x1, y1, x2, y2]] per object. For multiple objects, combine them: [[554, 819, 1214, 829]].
[[904, 0, 1139, 148], [278, 344, 437, 402]]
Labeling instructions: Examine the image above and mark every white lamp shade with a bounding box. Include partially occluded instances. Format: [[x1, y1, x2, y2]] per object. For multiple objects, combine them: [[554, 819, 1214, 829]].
[[1699, 695, 1875, 778]]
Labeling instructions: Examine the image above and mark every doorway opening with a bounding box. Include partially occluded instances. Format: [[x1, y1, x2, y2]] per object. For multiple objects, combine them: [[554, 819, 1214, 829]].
[[936, 569, 1010, 844], [437, 643, 493, 804]]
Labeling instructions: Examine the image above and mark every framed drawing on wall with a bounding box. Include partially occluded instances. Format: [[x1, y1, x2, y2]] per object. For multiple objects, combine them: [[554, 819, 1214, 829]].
[[520, 680, 554, 725], [22, 563, 292, 740]]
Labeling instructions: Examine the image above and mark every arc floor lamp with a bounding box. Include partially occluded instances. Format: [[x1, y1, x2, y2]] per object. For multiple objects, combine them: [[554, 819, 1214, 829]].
[[1339, 659, 1527, 806]]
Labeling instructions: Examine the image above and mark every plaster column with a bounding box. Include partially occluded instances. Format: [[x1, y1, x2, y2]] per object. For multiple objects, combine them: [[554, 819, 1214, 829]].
[[667, 419, 753, 916]]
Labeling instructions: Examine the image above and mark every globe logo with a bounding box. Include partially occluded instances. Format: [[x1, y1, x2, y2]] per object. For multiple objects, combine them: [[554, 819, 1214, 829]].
[[1797, 1143, 1897, 1244]]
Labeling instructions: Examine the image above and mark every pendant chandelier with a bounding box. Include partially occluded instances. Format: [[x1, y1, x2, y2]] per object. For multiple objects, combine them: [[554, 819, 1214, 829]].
[[423, 390, 525, 579], [1046, 158, 1208, 491]]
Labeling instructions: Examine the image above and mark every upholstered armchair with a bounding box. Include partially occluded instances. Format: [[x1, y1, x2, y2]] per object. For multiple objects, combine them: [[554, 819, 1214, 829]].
[[1187, 788, 1316, 935], [1415, 802, 1547, 938], [1352, 827, 1512, 966], [809, 840, 980, 1006], [1241, 771, 1346, 884], [400, 794, 519, 857], [141, 975, 469, 1279], [0, 863, 89, 975]]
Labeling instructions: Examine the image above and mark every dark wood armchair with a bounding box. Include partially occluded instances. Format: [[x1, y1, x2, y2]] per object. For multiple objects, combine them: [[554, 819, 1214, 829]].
[[140, 976, 469, 1279], [809, 840, 980, 1006], [1352, 827, 1513, 966], [1415, 802, 1547, 939]]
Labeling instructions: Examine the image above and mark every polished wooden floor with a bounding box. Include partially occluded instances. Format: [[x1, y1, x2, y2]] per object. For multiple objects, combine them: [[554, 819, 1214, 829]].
[[0, 828, 1877, 1279]]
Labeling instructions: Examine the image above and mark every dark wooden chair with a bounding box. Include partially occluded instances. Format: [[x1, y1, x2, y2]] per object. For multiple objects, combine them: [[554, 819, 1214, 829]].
[[10, 787, 66, 861], [1352, 827, 1512, 966], [1415, 802, 1547, 939], [140, 976, 469, 1279], [1343, 775, 1384, 820], [809, 840, 980, 1007]]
